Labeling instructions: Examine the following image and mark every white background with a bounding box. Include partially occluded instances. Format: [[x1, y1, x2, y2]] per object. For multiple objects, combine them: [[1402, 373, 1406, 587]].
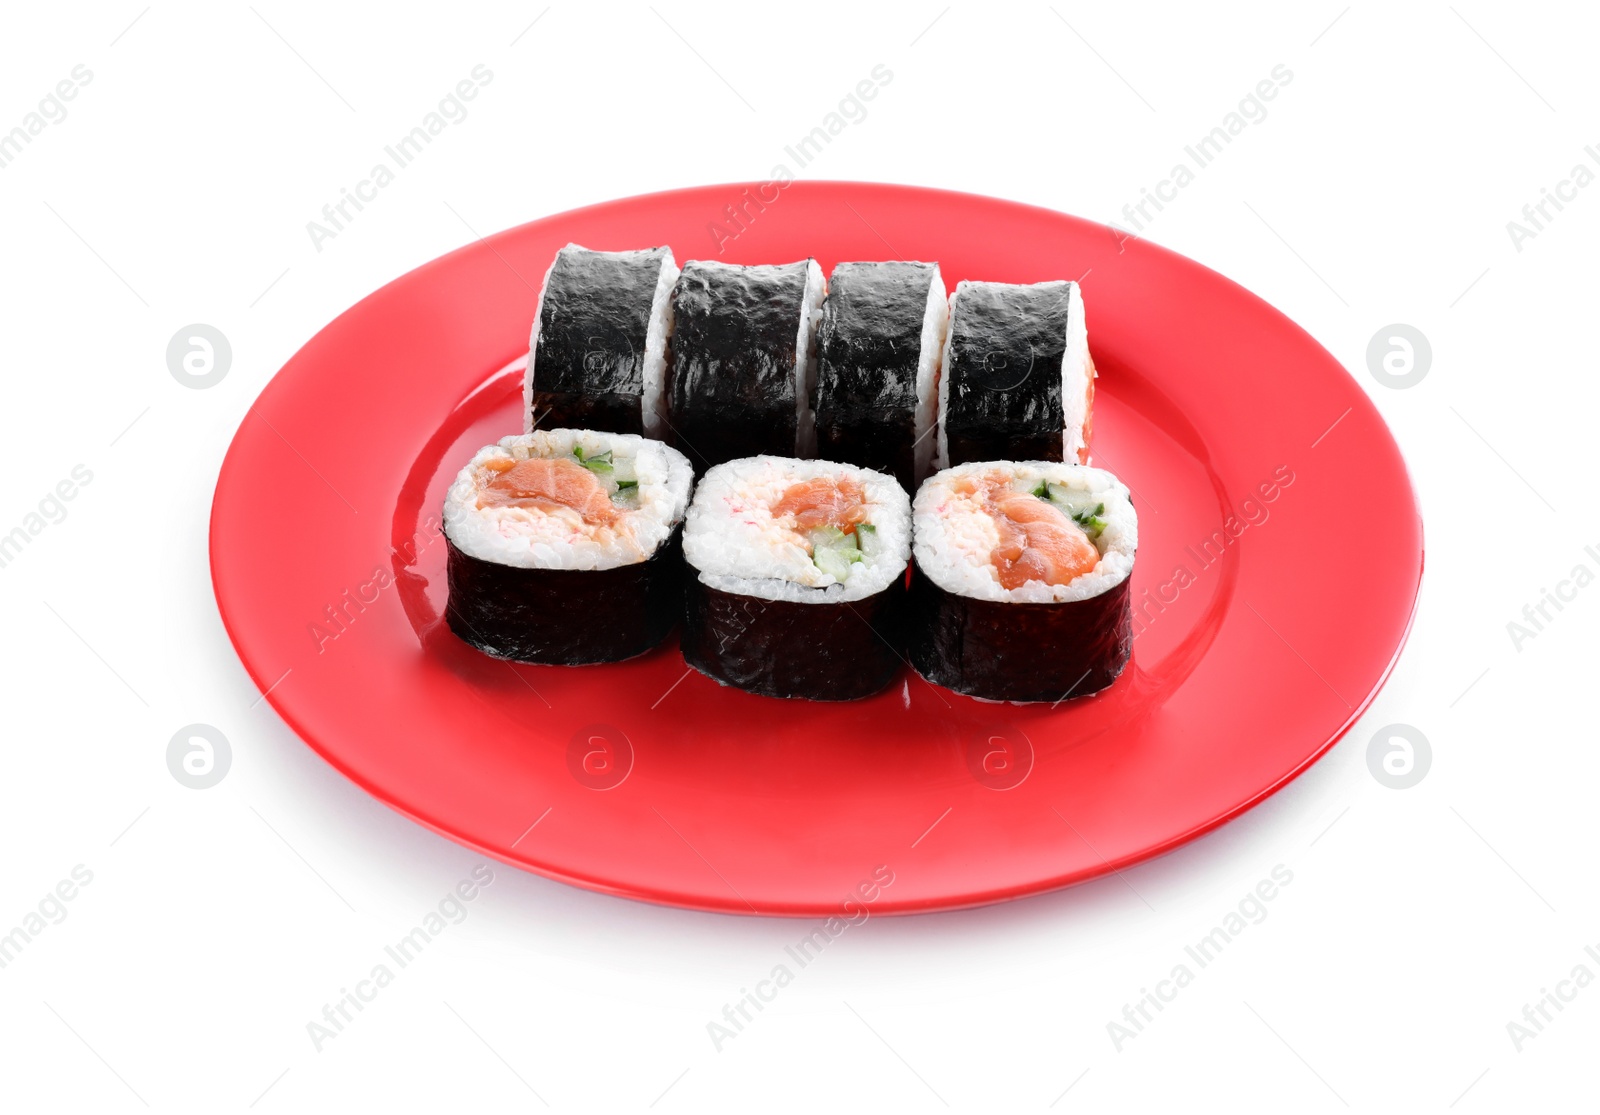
[[2, 2, 1596, 1111]]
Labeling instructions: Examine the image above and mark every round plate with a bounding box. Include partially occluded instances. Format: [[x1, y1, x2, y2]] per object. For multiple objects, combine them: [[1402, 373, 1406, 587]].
[[211, 182, 1421, 916]]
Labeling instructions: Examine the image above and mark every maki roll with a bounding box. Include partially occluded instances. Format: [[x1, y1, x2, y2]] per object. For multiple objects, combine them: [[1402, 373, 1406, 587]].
[[443, 429, 693, 664], [666, 259, 826, 470], [526, 244, 679, 436], [910, 461, 1136, 702], [935, 280, 1097, 469], [681, 457, 911, 700], [814, 261, 949, 492]]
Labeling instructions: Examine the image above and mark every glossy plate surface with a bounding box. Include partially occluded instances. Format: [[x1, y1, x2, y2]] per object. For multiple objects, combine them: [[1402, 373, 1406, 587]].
[[210, 182, 1422, 916]]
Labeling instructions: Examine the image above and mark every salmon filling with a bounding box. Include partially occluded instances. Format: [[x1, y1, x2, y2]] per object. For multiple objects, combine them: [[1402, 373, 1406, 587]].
[[772, 476, 870, 536], [475, 457, 619, 526], [769, 474, 878, 580], [1078, 354, 1097, 465], [954, 473, 1099, 589]]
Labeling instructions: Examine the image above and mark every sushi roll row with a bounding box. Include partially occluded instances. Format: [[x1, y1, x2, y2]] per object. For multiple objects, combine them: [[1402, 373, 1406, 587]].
[[526, 245, 1097, 490], [443, 433, 1137, 702]]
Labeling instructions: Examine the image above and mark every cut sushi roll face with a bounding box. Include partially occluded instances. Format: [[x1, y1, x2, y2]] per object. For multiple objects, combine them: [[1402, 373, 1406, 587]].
[[526, 244, 679, 437], [681, 456, 912, 700], [814, 261, 948, 492], [935, 280, 1096, 470], [443, 429, 693, 664], [666, 259, 826, 470], [910, 461, 1136, 702]]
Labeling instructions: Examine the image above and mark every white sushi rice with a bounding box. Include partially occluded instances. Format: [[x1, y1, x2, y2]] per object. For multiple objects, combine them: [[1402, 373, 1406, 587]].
[[523, 244, 679, 436], [641, 250, 680, 438], [934, 279, 1092, 469], [914, 460, 1136, 604], [685, 456, 911, 604], [912, 265, 950, 484], [444, 429, 692, 571], [793, 259, 826, 457]]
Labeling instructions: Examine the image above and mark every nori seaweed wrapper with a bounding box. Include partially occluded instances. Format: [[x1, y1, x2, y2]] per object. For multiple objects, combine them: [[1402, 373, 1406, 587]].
[[908, 559, 1131, 702], [681, 576, 906, 701], [943, 281, 1073, 467], [529, 246, 669, 433], [666, 261, 810, 469], [815, 261, 937, 491], [445, 531, 683, 665]]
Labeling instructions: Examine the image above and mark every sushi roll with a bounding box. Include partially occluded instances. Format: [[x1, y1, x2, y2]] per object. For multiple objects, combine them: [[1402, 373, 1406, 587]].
[[935, 280, 1097, 470], [814, 261, 949, 492], [443, 429, 693, 664], [666, 259, 826, 470], [681, 457, 911, 700], [526, 244, 679, 436], [910, 461, 1136, 702]]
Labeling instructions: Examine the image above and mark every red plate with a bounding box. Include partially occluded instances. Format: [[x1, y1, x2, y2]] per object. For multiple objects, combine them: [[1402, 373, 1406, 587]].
[[211, 182, 1421, 916]]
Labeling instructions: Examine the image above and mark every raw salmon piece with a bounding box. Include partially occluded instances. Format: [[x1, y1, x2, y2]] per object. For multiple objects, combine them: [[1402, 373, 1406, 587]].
[[476, 456, 618, 525], [1078, 355, 1097, 464], [772, 476, 870, 534], [975, 473, 1099, 589]]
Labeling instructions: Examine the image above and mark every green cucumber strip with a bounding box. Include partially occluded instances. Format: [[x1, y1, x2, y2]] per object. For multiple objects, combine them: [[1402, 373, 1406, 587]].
[[854, 521, 879, 556], [1040, 482, 1107, 538], [573, 446, 614, 474], [809, 524, 863, 579], [814, 545, 854, 580]]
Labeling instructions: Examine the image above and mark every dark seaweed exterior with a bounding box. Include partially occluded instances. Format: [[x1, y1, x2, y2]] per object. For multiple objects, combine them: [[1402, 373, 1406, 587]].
[[445, 531, 682, 664], [666, 260, 810, 469], [529, 246, 669, 434], [943, 281, 1073, 467], [815, 261, 938, 491], [682, 575, 906, 701], [908, 559, 1131, 702]]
